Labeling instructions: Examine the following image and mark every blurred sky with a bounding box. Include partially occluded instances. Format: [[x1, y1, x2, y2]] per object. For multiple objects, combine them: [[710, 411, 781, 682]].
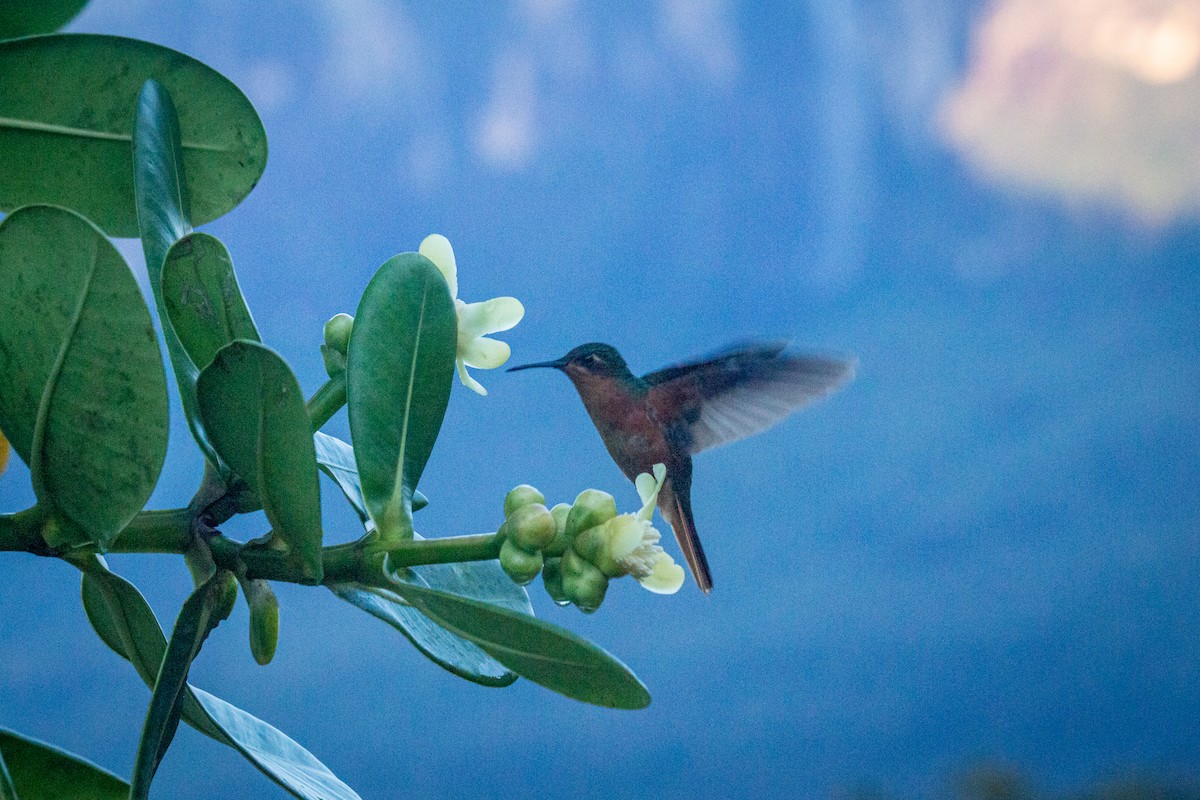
[[2, 0, 1199, 798]]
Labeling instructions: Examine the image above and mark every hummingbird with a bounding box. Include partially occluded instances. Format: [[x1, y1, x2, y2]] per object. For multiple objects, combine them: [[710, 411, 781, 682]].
[[508, 341, 855, 593]]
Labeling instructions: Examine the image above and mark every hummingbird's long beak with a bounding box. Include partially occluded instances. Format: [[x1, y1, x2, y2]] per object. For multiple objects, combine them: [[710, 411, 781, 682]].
[[507, 357, 566, 372]]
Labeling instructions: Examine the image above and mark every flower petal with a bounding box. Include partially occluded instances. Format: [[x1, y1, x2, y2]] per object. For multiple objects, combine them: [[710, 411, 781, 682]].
[[419, 234, 458, 299], [635, 463, 667, 521], [456, 358, 488, 395], [460, 336, 511, 369], [637, 555, 685, 594], [605, 515, 648, 562], [457, 297, 524, 338]]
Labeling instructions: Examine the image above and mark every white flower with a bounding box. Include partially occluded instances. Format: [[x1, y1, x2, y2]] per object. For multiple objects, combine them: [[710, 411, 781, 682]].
[[634, 463, 667, 521], [419, 234, 524, 395], [603, 463, 685, 595]]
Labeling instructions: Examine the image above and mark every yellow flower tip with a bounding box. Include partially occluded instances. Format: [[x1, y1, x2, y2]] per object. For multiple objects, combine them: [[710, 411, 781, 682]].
[[421, 235, 524, 396], [635, 463, 667, 521], [419, 233, 458, 299], [598, 514, 682, 597], [605, 515, 655, 561], [0, 430, 8, 476], [457, 359, 488, 395], [457, 298, 524, 339], [637, 555, 685, 594], [461, 336, 510, 369]]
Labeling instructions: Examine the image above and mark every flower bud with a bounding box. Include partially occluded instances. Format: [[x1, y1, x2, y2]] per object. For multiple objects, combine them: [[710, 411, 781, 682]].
[[320, 344, 346, 378], [499, 538, 543, 585], [572, 514, 647, 578], [508, 503, 556, 551], [561, 548, 609, 613], [541, 557, 569, 606], [545, 502, 572, 555], [323, 313, 354, 353], [504, 484, 545, 518], [571, 523, 607, 567], [240, 577, 280, 666], [564, 489, 617, 539], [550, 502, 570, 534]]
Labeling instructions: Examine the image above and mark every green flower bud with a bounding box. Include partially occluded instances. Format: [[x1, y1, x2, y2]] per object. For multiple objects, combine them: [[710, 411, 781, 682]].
[[545, 502, 572, 555], [323, 313, 354, 353], [499, 538, 544, 585], [541, 557, 569, 606], [213, 570, 240, 621], [239, 577, 280, 666], [503, 484, 545, 518], [550, 502, 570, 534], [320, 344, 346, 378], [508, 503, 556, 551], [564, 489, 617, 539], [581, 514, 653, 578], [561, 548, 609, 613], [571, 523, 607, 567]]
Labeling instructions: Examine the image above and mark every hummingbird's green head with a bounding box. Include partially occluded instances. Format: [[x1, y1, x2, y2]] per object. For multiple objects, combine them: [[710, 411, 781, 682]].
[[508, 342, 629, 379]]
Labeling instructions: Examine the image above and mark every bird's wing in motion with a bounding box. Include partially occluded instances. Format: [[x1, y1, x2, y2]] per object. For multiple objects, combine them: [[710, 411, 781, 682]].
[[645, 342, 855, 454]]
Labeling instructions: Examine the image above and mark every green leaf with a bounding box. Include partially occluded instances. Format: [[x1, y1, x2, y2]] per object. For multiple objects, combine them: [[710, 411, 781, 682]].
[[197, 341, 323, 583], [347, 253, 456, 541], [162, 232, 260, 372], [79, 564, 361, 800], [81, 564, 222, 739], [0, 741, 14, 800], [0, 205, 168, 549], [0, 34, 267, 237], [130, 570, 237, 800], [132, 77, 228, 474], [313, 432, 425, 525], [330, 556, 530, 688], [0, 728, 127, 800], [0, 1, 89, 39], [388, 581, 651, 709], [187, 688, 361, 800]]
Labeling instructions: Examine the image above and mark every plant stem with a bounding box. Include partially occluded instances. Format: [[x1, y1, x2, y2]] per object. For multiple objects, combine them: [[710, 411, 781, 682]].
[[306, 375, 347, 431], [381, 534, 503, 568], [107, 508, 195, 553], [210, 532, 502, 585], [0, 507, 50, 555], [1, 501, 503, 586]]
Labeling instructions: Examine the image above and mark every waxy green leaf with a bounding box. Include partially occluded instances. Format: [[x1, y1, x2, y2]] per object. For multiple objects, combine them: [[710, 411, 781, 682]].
[[79, 563, 361, 800], [331, 555, 531, 688], [0, 34, 266, 236], [198, 341, 323, 582], [313, 432, 426, 525], [347, 253, 456, 542], [0, 743, 14, 800], [130, 570, 237, 800], [0, 728, 127, 800], [388, 581, 651, 709], [131, 77, 230, 476], [0, 205, 168, 549], [163, 232, 260, 371], [0, 1, 89, 39]]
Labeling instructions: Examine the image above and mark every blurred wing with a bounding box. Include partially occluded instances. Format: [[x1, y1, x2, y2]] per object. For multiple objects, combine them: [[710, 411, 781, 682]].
[[646, 344, 855, 455]]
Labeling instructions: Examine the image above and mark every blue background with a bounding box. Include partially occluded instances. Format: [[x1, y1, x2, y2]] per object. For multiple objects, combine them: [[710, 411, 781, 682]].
[[2, 1, 1198, 798]]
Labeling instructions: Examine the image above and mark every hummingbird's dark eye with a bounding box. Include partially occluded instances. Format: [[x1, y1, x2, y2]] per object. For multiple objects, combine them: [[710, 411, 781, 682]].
[[583, 353, 604, 368]]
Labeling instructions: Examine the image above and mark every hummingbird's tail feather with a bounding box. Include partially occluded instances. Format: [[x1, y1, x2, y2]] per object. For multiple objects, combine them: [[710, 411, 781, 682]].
[[661, 482, 713, 593]]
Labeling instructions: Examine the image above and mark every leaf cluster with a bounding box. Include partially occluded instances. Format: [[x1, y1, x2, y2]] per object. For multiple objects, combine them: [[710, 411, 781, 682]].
[[0, 10, 649, 799]]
